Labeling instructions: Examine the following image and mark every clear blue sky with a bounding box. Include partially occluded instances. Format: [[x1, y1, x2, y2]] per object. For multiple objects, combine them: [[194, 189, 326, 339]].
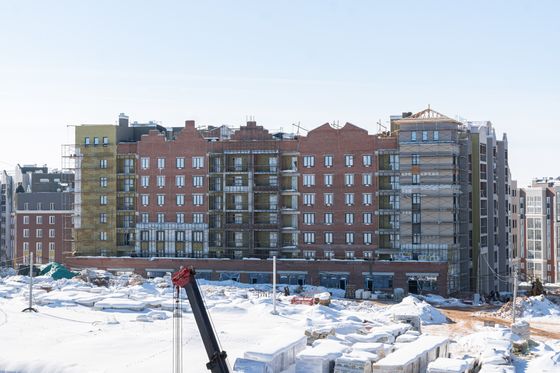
[[0, 0, 558, 185]]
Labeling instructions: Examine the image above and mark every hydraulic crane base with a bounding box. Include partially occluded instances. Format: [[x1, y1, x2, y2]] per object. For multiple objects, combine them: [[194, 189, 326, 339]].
[[172, 267, 231, 373]]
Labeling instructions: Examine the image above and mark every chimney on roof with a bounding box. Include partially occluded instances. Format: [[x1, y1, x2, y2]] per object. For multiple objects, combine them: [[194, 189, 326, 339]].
[[185, 120, 195, 129], [402, 112, 413, 118]]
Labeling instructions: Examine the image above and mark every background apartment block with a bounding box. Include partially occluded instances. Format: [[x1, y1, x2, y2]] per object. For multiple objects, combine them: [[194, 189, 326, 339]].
[[517, 178, 560, 283]]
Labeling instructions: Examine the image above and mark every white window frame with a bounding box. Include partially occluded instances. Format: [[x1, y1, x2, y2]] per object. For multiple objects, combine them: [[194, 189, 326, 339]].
[[176, 157, 185, 169], [345, 193, 354, 206], [324, 193, 333, 206], [140, 157, 150, 169], [345, 173, 354, 186], [157, 157, 165, 169], [176, 194, 185, 206], [324, 174, 333, 187], [303, 174, 315, 187], [344, 154, 354, 167], [324, 212, 333, 225], [140, 175, 149, 188], [193, 194, 204, 206], [303, 155, 315, 168], [324, 155, 333, 168], [363, 154, 372, 167], [192, 156, 204, 169]]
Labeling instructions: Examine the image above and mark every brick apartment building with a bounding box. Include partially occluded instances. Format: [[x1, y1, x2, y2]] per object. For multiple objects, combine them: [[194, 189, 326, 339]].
[[12, 166, 73, 266], [61, 108, 513, 296]]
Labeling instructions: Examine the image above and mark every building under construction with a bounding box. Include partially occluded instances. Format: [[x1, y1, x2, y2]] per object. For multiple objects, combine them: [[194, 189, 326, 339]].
[[61, 108, 513, 296]]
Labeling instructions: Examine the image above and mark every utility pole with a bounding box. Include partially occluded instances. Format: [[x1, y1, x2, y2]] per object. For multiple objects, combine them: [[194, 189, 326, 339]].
[[271, 256, 278, 315], [22, 252, 37, 313], [512, 261, 519, 324]]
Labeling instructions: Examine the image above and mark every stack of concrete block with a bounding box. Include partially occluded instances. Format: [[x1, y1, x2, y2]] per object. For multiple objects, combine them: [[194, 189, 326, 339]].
[[233, 358, 273, 373], [242, 336, 307, 373], [352, 343, 394, 359], [427, 358, 470, 373], [372, 335, 449, 373], [334, 350, 380, 373], [296, 339, 350, 373]]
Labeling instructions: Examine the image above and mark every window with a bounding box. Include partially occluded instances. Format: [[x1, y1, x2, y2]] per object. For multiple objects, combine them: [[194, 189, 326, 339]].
[[412, 174, 420, 185], [141, 194, 149, 206], [363, 193, 372, 205], [412, 212, 421, 223], [324, 213, 333, 225], [345, 193, 354, 206], [345, 173, 354, 186], [193, 176, 204, 187], [37, 202, 43, 210], [99, 231, 107, 241], [422, 131, 428, 141], [100, 195, 108, 205], [324, 155, 333, 167], [363, 155, 372, 167], [141, 213, 149, 223], [36, 229, 43, 238], [49, 202, 55, 210], [303, 213, 315, 225], [412, 193, 421, 205], [433, 131, 439, 141], [324, 232, 333, 244], [23, 216, 29, 224], [324, 174, 333, 187], [176, 231, 185, 242], [23, 229, 29, 238], [413, 234, 421, 244], [100, 177, 108, 188], [141, 176, 149, 188], [176, 175, 185, 188], [363, 251, 373, 259], [157, 213, 165, 223], [157, 195, 165, 206], [49, 242, 55, 251], [362, 173, 372, 186], [324, 193, 333, 206], [157, 175, 165, 188], [176, 157, 185, 169], [345, 251, 355, 259], [176, 194, 185, 206], [193, 194, 204, 206], [141, 157, 150, 169], [411, 131, 417, 142], [157, 158, 165, 169], [36, 216, 43, 224], [99, 213, 107, 223], [364, 232, 372, 245], [324, 250, 334, 259], [176, 213, 185, 224], [303, 174, 315, 187], [345, 233, 354, 245], [303, 250, 315, 259], [192, 231, 204, 242], [84, 137, 90, 145], [412, 154, 420, 165], [303, 193, 315, 206], [303, 155, 315, 168], [303, 232, 315, 244], [99, 159, 108, 169], [345, 213, 354, 225], [344, 155, 354, 167], [193, 213, 204, 224], [103, 137, 109, 145], [363, 213, 372, 225], [93, 137, 99, 145], [192, 156, 204, 169]]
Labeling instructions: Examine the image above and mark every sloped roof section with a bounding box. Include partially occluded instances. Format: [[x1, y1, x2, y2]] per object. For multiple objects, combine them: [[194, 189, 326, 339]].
[[396, 107, 460, 124]]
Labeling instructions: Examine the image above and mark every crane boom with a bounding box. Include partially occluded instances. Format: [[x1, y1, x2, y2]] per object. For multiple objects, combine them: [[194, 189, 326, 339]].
[[172, 267, 230, 373]]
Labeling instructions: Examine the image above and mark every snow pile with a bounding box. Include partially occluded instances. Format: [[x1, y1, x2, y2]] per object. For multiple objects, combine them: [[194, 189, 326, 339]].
[[388, 296, 448, 325], [421, 294, 468, 308], [493, 295, 560, 319], [529, 350, 560, 372]]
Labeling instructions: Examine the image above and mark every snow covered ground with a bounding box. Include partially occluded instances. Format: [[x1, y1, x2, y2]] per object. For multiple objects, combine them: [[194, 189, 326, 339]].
[[0, 273, 559, 372]]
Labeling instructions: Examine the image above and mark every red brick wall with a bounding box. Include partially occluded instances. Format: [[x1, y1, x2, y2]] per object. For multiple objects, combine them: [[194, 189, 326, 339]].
[[63, 256, 448, 296]]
